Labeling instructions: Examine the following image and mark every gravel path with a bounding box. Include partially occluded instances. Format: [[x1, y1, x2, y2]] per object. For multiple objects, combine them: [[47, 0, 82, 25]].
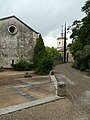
[[0, 99, 87, 120]]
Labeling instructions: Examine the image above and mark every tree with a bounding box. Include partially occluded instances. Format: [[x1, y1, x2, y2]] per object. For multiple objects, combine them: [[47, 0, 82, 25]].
[[69, 0, 90, 70], [33, 34, 54, 74], [46, 47, 61, 60], [69, 41, 83, 58], [33, 34, 46, 68], [69, 1, 90, 46], [82, 0, 90, 14]]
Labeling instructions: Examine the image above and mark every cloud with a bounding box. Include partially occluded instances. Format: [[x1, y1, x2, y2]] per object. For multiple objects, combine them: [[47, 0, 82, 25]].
[[43, 29, 60, 47], [0, 0, 86, 47], [43, 27, 72, 48]]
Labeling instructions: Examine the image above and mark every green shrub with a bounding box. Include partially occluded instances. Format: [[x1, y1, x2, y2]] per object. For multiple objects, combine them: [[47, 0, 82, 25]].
[[0, 66, 4, 72], [29, 63, 35, 70], [80, 66, 86, 71], [13, 60, 34, 71], [36, 55, 54, 75], [88, 60, 90, 69], [72, 62, 80, 69]]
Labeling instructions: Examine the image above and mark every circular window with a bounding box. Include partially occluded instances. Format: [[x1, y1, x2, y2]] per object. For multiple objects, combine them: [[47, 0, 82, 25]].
[[8, 25, 17, 35]]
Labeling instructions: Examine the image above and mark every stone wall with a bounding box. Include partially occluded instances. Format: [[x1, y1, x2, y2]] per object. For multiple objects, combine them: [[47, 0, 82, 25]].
[[0, 16, 38, 68]]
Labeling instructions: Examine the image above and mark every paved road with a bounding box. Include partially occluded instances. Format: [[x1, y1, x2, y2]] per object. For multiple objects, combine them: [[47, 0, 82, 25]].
[[54, 63, 90, 119]]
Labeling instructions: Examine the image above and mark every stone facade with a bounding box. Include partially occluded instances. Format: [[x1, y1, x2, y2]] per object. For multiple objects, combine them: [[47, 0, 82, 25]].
[[0, 16, 39, 68]]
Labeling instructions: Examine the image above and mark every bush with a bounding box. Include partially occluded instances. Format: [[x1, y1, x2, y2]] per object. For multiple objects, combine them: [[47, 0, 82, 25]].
[[72, 62, 80, 69], [0, 66, 4, 72], [13, 60, 34, 71], [80, 66, 86, 71], [88, 60, 90, 69], [29, 63, 35, 70], [36, 55, 54, 75]]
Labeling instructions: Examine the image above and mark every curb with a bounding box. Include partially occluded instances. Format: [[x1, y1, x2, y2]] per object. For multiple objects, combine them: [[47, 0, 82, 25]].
[[0, 95, 62, 115]]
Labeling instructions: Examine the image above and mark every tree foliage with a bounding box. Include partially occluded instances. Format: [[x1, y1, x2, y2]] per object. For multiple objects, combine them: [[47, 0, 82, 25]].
[[33, 34, 46, 68], [82, 0, 90, 14], [69, 0, 90, 70], [69, 41, 83, 57], [33, 34, 54, 74], [46, 47, 61, 60], [36, 53, 54, 75]]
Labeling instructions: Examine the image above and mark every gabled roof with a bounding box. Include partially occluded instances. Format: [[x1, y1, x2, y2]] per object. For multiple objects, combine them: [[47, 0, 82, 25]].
[[0, 15, 39, 34]]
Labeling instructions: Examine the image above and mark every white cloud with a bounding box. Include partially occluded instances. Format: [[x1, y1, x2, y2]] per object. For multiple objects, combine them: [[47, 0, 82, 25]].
[[0, 0, 86, 47], [44, 35, 57, 48], [43, 29, 60, 48], [43, 27, 73, 48]]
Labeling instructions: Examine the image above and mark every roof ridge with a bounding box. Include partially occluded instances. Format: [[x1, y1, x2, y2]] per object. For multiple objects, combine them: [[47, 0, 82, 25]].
[[0, 15, 16, 21], [0, 15, 39, 34]]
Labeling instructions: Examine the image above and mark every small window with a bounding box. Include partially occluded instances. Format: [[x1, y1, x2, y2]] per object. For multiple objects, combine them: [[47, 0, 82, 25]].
[[8, 25, 17, 35], [9, 26, 15, 33]]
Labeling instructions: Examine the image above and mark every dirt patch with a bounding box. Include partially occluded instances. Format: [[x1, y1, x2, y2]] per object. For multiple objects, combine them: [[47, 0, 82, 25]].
[[0, 79, 25, 86], [0, 86, 29, 108], [0, 70, 36, 80], [26, 82, 55, 99], [0, 73, 55, 109]]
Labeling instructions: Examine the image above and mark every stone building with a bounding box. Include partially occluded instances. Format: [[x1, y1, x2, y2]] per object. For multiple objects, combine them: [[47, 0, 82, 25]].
[[57, 26, 66, 52], [57, 36, 64, 52], [0, 16, 39, 68]]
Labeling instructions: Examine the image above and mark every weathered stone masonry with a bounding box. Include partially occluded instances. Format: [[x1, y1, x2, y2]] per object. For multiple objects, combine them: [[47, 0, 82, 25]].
[[0, 16, 39, 68]]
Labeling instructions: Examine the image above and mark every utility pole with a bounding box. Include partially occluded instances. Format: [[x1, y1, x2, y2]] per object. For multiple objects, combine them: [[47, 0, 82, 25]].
[[64, 23, 66, 63]]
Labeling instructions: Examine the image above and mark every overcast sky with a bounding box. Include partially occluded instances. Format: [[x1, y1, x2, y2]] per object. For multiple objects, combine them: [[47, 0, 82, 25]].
[[0, 0, 86, 47]]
